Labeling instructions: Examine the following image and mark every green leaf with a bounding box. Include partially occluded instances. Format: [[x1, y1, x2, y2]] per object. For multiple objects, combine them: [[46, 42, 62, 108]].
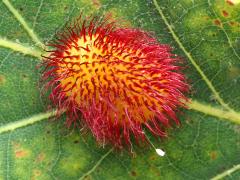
[[0, 0, 240, 179]]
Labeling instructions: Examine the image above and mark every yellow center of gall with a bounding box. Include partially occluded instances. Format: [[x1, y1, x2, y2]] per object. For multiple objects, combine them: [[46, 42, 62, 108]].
[[58, 34, 166, 123]]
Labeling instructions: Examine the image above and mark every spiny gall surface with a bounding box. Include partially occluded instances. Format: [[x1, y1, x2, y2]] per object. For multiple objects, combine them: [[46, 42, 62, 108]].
[[42, 15, 189, 149]]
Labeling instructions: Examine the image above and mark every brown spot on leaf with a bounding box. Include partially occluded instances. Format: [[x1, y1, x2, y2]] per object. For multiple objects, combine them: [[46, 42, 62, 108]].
[[210, 151, 218, 160], [213, 19, 222, 26], [131, 170, 137, 176], [0, 75, 6, 86], [82, 175, 91, 180], [22, 74, 29, 81], [210, 32, 217, 37], [229, 21, 236, 26], [222, 10, 229, 17], [74, 140, 79, 144], [15, 150, 28, 158], [22, 74, 27, 78], [13, 142, 29, 158], [31, 169, 41, 180], [149, 154, 157, 160]]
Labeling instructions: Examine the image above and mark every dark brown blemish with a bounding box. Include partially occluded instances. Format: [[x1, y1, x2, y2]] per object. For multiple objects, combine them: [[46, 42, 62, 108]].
[[212, 33, 216, 37], [210, 151, 218, 160], [131, 170, 137, 176], [74, 140, 79, 144], [82, 175, 91, 180], [229, 21, 236, 26], [22, 74, 28, 81], [213, 19, 222, 26], [149, 155, 157, 160], [222, 10, 229, 17]]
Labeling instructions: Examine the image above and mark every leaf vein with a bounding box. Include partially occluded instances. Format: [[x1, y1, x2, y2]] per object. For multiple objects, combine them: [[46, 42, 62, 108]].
[[32, 0, 44, 30], [2, 0, 44, 48], [211, 164, 240, 180], [0, 110, 57, 134], [188, 100, 240, 124], [0, 38, 42, 58], [79, 148, 114, 180]]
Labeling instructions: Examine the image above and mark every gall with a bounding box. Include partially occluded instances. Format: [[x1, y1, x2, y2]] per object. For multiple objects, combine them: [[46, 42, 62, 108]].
[[42, 15, 189, 149]]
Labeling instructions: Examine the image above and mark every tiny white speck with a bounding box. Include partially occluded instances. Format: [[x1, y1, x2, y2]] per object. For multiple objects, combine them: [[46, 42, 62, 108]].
[[156, 148, 165, 157]]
